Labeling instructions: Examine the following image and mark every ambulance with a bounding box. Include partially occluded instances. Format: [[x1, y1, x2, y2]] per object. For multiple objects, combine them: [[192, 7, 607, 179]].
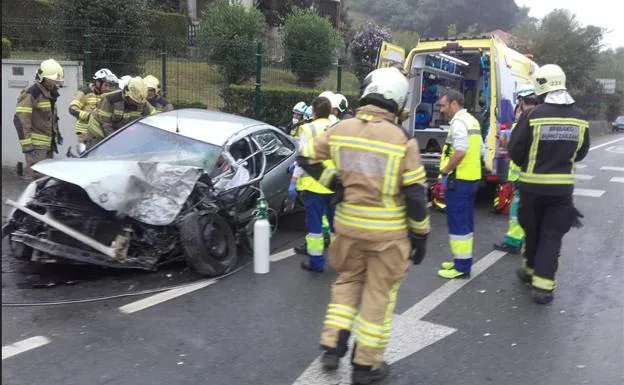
[[377, 35, 539, 210]]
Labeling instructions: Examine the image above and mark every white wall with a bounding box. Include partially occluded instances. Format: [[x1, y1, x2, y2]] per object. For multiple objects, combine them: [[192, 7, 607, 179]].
[[2, 59, 83, 168]]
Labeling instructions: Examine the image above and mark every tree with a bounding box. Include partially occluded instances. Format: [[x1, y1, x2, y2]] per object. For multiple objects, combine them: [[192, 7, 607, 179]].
[[254, 0, 311, 27], [282, 8, 342, 86], [350, 21, 394, 82], [515, 9, 604, 110], [198, 0, 266, 85], [56, 0, 154, 76]]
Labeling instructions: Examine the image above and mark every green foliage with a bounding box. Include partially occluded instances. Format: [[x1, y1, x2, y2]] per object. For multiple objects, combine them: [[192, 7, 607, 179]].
[[150, 11, 188, 55], [221, 85, 359, 126], [282, 8, 343, 86], [255, 0, 309, 27], [198, 0, 265, 85], [2, 37, 11, 58], [595, 48, 624, 120], [174, 101, 209, 109], [392, 30, 419, 53], [2, 0, 56, 51], [56, 0, 154, 76], [350, 21, 394, 82]]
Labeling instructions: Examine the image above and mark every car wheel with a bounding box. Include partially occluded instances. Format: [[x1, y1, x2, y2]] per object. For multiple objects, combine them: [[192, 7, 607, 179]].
[[179, 213, 238, 277]]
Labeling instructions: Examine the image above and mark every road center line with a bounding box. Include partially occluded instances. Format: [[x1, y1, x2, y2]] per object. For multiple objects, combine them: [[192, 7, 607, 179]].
[[601, 166, 624, 172], [402, 250, 507, 320], [575, 164, 587, 169], [589, 136, 624, 151], [270, 248, 296, 262], [2, 336, 50, 360], [574, 174, 593, 180], [119, 279, 216, 314], [610, 177, 624, 184]]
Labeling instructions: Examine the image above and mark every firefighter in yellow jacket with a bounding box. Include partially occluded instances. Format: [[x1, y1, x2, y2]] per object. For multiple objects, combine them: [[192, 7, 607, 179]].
[[144, 75, 174, 113], [69, 68, 119, 145], [85, 76, 155, 149], [14, 59, 64, 179], [297, 67, 430, 384], [290, 96, 337, 272]]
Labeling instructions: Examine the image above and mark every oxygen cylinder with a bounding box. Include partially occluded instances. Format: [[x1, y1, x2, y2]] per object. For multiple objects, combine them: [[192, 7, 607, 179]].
[[253, 196, 271, 274]]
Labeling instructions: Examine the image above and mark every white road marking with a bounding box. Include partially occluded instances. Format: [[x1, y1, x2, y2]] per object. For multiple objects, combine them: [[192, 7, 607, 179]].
[[610, 177, 624, 184], [600, 166, 624, 172], [606, 146, 624, 154], [589, 136, 624, 151], [575, 164, 587, 169], [574, 174, 593, 180], [293, 250, 507, 384], [2, 336, 50, 360], [270, 248, 296, 262], [119, 279, 216, 314], [573, 188, 605, 198]]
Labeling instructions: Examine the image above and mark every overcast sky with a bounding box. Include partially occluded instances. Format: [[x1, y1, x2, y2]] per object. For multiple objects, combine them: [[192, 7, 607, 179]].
[[515, 0, 622, 49]]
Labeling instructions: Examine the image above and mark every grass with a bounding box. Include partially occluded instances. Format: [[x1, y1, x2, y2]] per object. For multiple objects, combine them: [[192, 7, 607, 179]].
[[9, 50, 360, 110]]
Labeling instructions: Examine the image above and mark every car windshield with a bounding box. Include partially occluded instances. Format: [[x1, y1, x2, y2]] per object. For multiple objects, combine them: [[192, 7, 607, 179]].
[[616, 116, 624, 123], [85, 121, 222, 170]]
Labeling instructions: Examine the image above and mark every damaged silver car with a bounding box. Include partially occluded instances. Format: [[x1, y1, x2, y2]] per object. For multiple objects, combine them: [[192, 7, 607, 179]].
[[3, 109, 297, 277]]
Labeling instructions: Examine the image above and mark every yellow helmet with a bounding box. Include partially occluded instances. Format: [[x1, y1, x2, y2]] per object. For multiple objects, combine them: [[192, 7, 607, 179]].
[[532, 64, 566, 96], [36, 59, 64, 83], [143, 74, 160, 94], [123, 76, 148, 104]]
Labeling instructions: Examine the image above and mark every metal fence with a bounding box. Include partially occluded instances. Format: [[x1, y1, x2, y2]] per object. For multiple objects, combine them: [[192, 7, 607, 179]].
[[2, 18, 361, 114]]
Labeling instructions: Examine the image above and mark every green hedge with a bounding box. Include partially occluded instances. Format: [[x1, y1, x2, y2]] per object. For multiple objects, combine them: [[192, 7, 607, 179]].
[[221, 85, 359, 126], [149, 11, 188, 55], [2, 37, 11, 58], [2, 0, 55, 51], [174, 101, 208, 109]]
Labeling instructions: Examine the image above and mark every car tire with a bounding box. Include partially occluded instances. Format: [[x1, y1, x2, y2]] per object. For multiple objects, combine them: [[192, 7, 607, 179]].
[[179, 212, 238, 277]]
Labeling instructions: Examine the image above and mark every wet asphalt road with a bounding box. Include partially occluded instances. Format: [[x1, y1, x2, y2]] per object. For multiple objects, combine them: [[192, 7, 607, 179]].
[[2, 134, 623, 385]]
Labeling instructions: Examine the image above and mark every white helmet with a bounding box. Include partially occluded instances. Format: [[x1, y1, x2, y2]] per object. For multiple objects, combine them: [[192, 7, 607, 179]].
[[303, 105, 314, 120], [334, 93, 348, 113], [36, 59, 64, 83], [292, 101, 307, 115], [118, 75, 132, 90], [93, 68, 119, 84], [318, 91, 338, 110], [360, 67, 409, 114], [517, 83, 536, 98], [532, 64, 566, 96], [143, 74, 160, 94]]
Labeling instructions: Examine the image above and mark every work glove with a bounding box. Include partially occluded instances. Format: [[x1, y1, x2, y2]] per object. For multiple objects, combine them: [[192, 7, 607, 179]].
[[287, 163, 296, 174], [288, 179, 298, 200], [410, 233, 428, 265]]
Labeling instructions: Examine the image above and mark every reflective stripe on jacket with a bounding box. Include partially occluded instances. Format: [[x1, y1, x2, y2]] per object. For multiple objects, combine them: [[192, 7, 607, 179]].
[[440, 110, 482, 181], [297, 118, 335, 194], [14, 83, 60, 152], [69, 85, 101, 135]]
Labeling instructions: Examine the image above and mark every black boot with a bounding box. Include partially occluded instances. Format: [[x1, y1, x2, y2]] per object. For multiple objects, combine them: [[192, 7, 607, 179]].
[[351, 362, 390, 384], [320, 330, 350, 371], [493, 242, 521, 254], [294, 243, 307, 255], [516, 268, 532, 284], [531, 287, 554, 305]]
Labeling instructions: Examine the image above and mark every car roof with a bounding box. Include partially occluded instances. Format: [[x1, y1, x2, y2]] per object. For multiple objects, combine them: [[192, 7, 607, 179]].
[[139, 108, 268, 146]]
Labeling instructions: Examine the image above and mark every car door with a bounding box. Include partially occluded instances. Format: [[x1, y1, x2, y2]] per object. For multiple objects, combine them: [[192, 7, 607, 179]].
[[251, 128, 296, 212]]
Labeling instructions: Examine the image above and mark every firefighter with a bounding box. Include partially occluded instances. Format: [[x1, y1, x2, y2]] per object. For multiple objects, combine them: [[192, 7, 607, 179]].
[[437, 89, 483, 279], [290, 96, 337, 272], [297, 67, 430, 383], [493, 84, 541, 254], [509, 64, 589, 304], [144, 75, 173, 113], [85, 76, 155, 149], [14, 59, 64, 179], [286, 101, 308, 138], [69, 68, 119, 146]]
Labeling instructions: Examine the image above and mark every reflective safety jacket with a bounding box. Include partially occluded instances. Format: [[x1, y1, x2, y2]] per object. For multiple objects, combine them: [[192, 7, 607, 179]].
[[509, 103, 590, 195], [87, 90, 155, 143], [298, 104, 431, 241], [440, 109, 482, 181], [14, 82, 62, 153], [148, 96, 174, 113], [507, 123, 521, 182], [69, 84, 100, 136], [295, 118, 335, 195]]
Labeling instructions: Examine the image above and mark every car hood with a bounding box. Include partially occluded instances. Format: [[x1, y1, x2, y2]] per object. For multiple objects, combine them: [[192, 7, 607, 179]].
[[32, 159, 203, 226]]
